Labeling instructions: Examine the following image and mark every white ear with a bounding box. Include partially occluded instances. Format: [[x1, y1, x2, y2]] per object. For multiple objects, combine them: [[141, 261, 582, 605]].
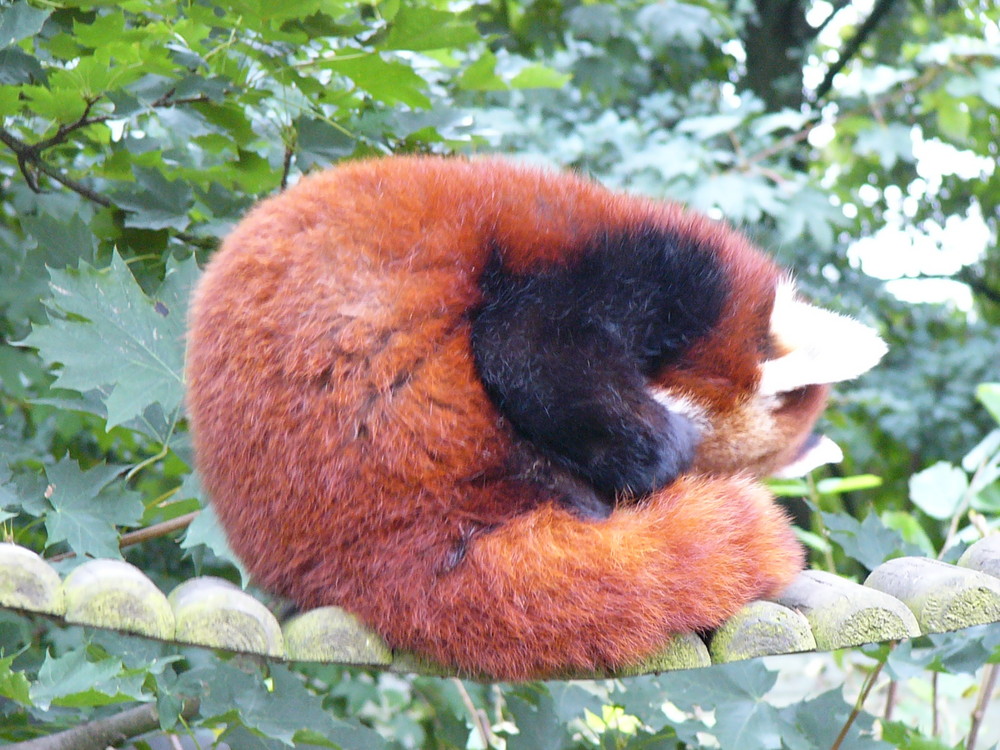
[[759, 279, 888, 396]]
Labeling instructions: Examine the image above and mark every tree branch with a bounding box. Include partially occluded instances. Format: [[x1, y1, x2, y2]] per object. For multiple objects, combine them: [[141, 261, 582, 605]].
[[7, 698, 199, 750], [31, 98, 109, 153], [813, 0, 902, 101], [26, 154, 114, 208], [0, 89, 222, 211], [49, 511, 200, 563], [830, 645, 892, 750], [956, 268, 1000, 306], [0, 125, 113, 207], [804, 0, 854, 41], [968, 664, 998, 750]]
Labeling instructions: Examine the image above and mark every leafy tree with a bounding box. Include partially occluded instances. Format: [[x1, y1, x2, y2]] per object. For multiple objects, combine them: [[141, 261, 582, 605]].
[[1, 1, 998, 748]]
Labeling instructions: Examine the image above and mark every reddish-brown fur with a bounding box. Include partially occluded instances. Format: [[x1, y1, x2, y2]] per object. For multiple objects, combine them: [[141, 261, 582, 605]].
[[186, 156, 807, 680]]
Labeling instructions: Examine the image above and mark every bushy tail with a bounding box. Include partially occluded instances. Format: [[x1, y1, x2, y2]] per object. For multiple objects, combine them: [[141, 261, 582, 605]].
[[371, 475, 803, 680]]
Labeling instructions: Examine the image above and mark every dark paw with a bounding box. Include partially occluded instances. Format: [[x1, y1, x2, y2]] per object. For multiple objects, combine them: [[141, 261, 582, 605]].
[[584, 408, 699, 499]]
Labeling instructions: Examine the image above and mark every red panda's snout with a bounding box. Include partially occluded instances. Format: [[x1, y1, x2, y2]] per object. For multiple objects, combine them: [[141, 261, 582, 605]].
[[654, 278, 885, 481]]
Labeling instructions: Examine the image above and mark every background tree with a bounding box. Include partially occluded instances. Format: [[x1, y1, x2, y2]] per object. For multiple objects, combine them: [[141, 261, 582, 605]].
[[1, 1, 998, 748]]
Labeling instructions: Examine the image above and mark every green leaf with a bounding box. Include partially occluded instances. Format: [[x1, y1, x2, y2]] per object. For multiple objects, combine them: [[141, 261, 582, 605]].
[[325, 53, 431, 108], [20, 84, 90, 122], [43, 459, 142, 559], [0, 462, 18, 510], [881, 720, 951, 750], [908, 461, 968, 520], [0, 84, 19, 116], [0, 653, 31, 705], [506, 686, 573, 750], [657, 661, 800, 750], [295, 117, 355, 170], [962, 428, 1000, 474], [194, 662, 384, 748], [115, 168, 193, 231], [816, 474, 883, 495], [795, 527, 832, 555], [766, 478, 810, 497], [457, 51, 508, 91], [30, 648, 150, 711], [383, 6, 479, 52], [880, 511, 936, 555], [977, 383, 1000, 425], [181, 499, 249, 586], [509, 64, 571, 89], [782, 689, 888, 750], [22, 252, 191, 429], [822, 510, 918, 569], [0, 1, 50, 49], [157, 252, 202, 331]]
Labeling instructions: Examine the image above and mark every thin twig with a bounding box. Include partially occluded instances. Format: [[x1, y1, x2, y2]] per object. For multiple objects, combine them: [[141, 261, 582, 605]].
[[31, 158, 114, 206], [883, 678, 897, 722], [939, 449, 996, 558], [932, 671, 939, 737], [967, 664, 999, 750], [452, 678, 493, 748], [805, 0, 854, 41], [0, 125, 114, 206], [830, 645, 892, 750], [31, 98, 107, 153], [281, 142, 294, 190], [48, 511, 200, 563], [814, 0, 902, 101]]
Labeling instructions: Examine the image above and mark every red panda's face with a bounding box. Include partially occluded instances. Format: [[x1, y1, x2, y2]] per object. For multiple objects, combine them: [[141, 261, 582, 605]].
[[651, 279, 886, 480]]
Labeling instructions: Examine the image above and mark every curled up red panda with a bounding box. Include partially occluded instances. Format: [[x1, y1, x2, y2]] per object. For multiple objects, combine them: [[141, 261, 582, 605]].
[[185, 156, 886, 680]]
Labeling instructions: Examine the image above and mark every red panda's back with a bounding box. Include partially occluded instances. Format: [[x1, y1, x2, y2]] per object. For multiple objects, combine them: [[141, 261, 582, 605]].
[[188, 159, 514, 602]]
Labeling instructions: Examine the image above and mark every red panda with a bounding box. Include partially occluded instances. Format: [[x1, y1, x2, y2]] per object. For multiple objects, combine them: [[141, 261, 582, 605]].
[[185, 156, 886, 680]]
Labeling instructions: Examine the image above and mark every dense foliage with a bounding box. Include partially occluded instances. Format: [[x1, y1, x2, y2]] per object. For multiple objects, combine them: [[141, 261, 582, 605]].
[[0, 0, 998, 748]]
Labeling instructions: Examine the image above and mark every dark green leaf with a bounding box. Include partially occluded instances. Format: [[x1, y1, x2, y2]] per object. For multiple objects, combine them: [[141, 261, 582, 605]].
[[181, 500, 249, 586], [30, 648, 150, 711], [43, 459, 142, 558], [821, 510, 920, 569], [22, 252, 190, 429], [0, 1, 50, 49], [0, 46, 44, 84], [657, 662, 799, 749], [295, 117, 355, 170], [506, 685, 573, 750], [116, 168, 194, 231], [781, 689, 887, 750]]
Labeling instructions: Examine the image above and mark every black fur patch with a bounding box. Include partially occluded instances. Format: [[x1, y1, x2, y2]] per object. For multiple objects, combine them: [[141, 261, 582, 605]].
[[471, 225, 727, 515]]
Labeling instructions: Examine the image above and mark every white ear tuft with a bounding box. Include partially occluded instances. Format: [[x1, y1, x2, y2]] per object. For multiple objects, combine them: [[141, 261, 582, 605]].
[[759, 279, 888, 396]]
